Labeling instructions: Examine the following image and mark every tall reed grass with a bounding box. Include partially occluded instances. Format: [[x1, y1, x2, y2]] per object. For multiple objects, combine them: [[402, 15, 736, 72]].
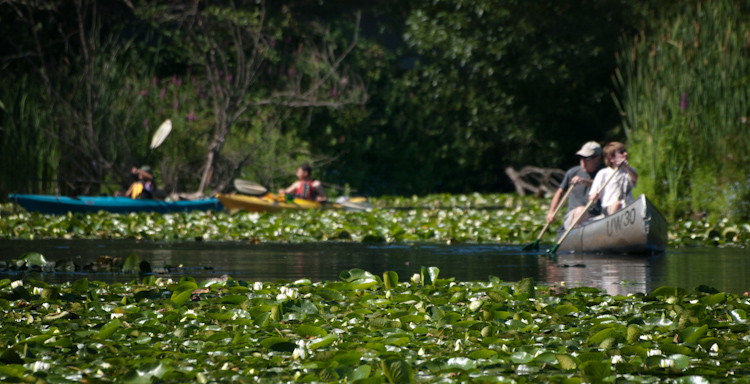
[[614, 0, 750, 220], [0, 76, 60, 198]]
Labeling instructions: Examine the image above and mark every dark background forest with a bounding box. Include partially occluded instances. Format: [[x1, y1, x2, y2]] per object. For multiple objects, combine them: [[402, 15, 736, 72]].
[[2, 0, 750, 220]]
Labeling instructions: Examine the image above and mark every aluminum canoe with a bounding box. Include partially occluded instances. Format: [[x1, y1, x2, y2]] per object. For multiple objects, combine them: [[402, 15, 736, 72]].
[[555, 194, 668, 254]]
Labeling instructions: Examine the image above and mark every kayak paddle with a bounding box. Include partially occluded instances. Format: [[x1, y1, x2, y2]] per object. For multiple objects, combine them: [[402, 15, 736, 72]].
[[549, 162, 624, 254], [139, 119, 172, 167], [522, 185, 573, 251], [233, 179, 269, 195]]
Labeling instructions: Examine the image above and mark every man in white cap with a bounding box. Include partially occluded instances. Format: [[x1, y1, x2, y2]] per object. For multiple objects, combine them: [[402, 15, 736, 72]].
[[546, 141, 603, 230]]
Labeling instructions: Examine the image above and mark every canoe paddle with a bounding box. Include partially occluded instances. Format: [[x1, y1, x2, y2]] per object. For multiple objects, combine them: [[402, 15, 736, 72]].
[[233, 179, 269, 195], [549, 162, 624, 254], [139, 119, 172, 167], [522, 185, 574, 251]]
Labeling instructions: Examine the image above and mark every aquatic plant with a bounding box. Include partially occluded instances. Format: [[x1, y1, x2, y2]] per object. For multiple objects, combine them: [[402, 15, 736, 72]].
[[0, 269, 747, 383], [2, 193, 749, 247]]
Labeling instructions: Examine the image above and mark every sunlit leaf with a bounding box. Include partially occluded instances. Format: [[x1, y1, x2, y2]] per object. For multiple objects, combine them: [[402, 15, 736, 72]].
[[556, 354, 577, 370], [510, 352, 534, 364], [383, 271, 398, 290], [340, 268, 376, 282], [309, 334, 338, 350], [297, 324, 328, 337], [71, 278, 89, 294], [555, 304, 578, 316], [421, 266, 439, 286], [97, 318, 122, 340], [381, 357, 414, 384], [20, 252, 47, 268], [513, 277, 535, 298], [651, 286, 687, 297], [170, 290, 191, 307], [123, 253, 139, 273], [679, 325, 708, 343]]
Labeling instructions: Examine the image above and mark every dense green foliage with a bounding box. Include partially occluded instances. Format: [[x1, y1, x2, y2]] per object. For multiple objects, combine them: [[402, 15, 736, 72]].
[[614, 0, 750, 220], [0, 268, 749, 382], [3, 0, 748, 220], [2, 193, 749, 247]]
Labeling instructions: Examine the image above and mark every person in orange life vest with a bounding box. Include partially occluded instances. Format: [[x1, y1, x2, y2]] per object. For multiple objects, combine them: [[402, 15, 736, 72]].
[[278, 163, 327, 202], [115, 166, 156, 199]]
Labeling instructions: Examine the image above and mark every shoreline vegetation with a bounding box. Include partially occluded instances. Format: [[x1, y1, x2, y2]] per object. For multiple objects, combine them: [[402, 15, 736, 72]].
[[4, 1, 750, 223], [0, 269, 746, 383], [2, 193, 747, 247]]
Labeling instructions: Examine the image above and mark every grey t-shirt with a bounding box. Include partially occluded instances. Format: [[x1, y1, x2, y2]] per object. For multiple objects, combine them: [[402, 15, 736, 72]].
[[559, 165, 602, 217]]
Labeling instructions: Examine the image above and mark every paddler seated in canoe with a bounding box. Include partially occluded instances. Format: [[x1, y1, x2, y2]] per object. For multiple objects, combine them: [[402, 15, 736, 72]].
[[278, 163, 327, 203], [546, 141, 603, 229], [115, 165, 157, 199], [589, 141, 638, 216]]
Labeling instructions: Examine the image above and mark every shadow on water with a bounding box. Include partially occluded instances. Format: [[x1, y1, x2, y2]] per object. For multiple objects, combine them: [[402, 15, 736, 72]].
[[0, 239, 747, 295]]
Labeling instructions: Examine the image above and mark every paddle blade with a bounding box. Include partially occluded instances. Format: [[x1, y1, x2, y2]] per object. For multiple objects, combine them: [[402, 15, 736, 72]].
[[340, 200, 373, 212], [548, 244, 560, 254], [150, 119, 172, 149], [233, 179, 268, 195], [521, 240, 539, 251]]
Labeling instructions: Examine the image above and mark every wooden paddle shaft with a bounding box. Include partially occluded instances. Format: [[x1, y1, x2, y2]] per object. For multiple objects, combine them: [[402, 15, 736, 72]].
[[535, 185, 574, 241], [554, 163, 624, 249]]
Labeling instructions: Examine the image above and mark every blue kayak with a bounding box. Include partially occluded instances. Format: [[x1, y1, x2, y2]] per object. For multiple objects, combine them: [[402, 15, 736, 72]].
[[9, 194, 223, 215]]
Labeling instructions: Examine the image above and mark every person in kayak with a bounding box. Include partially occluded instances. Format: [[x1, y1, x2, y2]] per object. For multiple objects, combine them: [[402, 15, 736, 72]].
[[115, 165, 157, 199], [589, 141, 638, 216], [278, 163, 327, 202], [546, 141, 603, 230]]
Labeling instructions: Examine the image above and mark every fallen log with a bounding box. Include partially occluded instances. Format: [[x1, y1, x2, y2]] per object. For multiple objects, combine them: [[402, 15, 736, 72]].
[[505, 166, 565, 197]]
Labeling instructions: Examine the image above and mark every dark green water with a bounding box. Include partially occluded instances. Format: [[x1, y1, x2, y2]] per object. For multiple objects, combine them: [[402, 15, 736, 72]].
[[0, 239, 747, 296]]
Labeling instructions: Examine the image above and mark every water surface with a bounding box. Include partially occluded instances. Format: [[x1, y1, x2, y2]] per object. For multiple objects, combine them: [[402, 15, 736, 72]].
[[0, 239, 747, 296]]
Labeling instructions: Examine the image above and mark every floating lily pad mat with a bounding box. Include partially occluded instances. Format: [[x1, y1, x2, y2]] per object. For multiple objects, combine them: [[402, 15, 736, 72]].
[[0, 268, 747, 383], [3, 193, 750, 247]]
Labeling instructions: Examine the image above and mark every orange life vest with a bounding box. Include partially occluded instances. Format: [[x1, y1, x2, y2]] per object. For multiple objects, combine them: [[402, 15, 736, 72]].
[[295, 180, 317, 200]]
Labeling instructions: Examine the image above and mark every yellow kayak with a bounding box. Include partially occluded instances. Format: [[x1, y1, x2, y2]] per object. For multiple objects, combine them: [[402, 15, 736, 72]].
[[216, 193, 371, 214]]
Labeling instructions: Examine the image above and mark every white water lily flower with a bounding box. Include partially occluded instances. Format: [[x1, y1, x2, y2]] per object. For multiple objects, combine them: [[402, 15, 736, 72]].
[[411, 274, 421, 285], [11, 280, 23, 289], [276, 293, 288, 301], [611, 355, 624, 364], [253, 282, 263, 290], [33, 287, 43, 295], [286, 287, 299, 299], [454, 339, 463, 352], [647, 349, 661, 357], [659, 359, 674, 368], [292, 348, 307, 360], [418, 347, 425, 356], [386, 290, 392, 299], [710, 343, 719, 352], [31, 361, 52, 372]]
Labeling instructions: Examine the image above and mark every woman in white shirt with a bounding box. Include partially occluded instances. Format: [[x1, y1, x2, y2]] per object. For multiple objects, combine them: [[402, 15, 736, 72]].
[[588, 142, 638, 215]]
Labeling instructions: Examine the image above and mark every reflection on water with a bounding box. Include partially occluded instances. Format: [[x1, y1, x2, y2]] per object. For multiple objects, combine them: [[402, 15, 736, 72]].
[[543, 254, 654, 296], [0, 239, 747, 295]]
